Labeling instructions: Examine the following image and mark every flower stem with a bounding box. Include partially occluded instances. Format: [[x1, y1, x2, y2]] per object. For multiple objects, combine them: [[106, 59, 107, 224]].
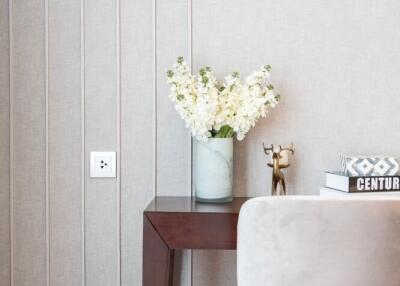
[[213, 125, 234, 138]]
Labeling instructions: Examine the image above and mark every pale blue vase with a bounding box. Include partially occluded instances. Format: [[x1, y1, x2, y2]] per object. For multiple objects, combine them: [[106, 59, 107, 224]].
[[195, 138, 233, 203]]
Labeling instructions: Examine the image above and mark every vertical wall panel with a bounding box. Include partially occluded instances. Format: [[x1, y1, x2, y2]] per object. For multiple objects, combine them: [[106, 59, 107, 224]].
[[12, 0, 47, 285], [84, 0, 118, 285], [156, 1, 192, 285], [156, 0, 191, 197], [193, 0, 400, 196], [193, 250, 236, 286], [120, 0, 154, 285], [48, 0, 83, 285], [0, 0, 10, 285]]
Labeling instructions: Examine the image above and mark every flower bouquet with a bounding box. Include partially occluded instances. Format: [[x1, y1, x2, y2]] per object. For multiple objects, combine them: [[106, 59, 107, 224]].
[[167, 57, 280, 202]]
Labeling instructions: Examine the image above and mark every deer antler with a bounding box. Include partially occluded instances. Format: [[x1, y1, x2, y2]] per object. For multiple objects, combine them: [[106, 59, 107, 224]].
[[263, 143, 274, 155], [279, 142, 295, 155]]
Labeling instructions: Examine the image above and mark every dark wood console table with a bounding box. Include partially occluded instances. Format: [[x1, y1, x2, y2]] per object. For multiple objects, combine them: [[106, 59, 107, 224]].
[[143, 196, 250, 286]]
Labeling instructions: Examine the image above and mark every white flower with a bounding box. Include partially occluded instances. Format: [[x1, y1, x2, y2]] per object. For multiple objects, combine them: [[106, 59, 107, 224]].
[[166, 58, 280, 141]]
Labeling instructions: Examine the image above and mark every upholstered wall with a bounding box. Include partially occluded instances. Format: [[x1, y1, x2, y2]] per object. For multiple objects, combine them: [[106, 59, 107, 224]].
[[2, 0, 400, 285], [0, 0, 10, 284]]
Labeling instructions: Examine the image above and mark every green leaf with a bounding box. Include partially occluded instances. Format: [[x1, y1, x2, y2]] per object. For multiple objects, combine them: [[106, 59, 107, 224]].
[[213, 125, 234, 138], [166, 70, 174, 78], [264, 64, 272, 72], [177, 56, 184, 64]]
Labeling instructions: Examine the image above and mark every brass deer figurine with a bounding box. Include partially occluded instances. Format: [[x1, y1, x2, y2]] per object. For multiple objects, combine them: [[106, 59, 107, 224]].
[[263, 143, 295, 196]]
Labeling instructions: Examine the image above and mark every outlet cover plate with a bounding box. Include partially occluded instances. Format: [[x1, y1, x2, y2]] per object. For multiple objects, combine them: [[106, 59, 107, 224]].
[[90, 151, 117, 178]]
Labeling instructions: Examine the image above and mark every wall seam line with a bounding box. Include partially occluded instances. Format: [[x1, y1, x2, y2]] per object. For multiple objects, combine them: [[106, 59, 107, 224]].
[[45, 0, 50, 284], [116, 0, 122, 285], [189, 0, 193, 196], [9, 0, 14, 285], [153, 0, 157, 198], [80, 0, 86, 285], [188, 0, 194, 284]]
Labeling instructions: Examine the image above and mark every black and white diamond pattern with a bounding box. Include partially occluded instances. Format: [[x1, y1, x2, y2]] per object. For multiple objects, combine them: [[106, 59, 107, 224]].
[[341, 156, 399, 176]]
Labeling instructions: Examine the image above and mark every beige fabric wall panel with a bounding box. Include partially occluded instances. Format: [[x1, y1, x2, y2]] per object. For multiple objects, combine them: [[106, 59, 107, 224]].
[[12, 0, 47, 285], [120, 0, 154, 285], [84, 0, 119, 285], [193, 250, 236, 286], [156, 0, 191, 197], [48, 0, 83, 285], [156, 0, 192, 285], [193, 0, 400, 198], [0, 0, 10, 285]]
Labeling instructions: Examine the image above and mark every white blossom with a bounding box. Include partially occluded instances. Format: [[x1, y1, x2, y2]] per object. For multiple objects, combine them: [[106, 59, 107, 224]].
[[166, 58, 280, 141]]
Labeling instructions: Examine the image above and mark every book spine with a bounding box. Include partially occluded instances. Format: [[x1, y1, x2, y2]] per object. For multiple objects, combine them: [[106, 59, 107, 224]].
[[348, 176, 400, 192]]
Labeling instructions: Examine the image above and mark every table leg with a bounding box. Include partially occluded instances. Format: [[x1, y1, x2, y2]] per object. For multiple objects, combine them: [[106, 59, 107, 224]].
[[143, 215, 175, 286]]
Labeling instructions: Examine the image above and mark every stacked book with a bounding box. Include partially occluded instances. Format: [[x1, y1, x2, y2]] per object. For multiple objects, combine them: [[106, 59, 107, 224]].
[[320, 171, 400, 196]]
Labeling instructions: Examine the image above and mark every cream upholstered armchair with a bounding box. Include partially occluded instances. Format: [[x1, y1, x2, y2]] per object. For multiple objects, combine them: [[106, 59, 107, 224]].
[[237, 196, 400, 286]]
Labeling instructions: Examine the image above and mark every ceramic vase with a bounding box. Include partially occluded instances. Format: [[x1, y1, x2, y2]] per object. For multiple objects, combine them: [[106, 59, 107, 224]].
[[195, 138, 233, 203]]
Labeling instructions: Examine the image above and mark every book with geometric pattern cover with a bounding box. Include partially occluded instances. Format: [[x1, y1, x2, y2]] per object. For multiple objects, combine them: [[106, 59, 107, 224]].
[[339, 156, 399, 176], [326, 171, 400, 193]]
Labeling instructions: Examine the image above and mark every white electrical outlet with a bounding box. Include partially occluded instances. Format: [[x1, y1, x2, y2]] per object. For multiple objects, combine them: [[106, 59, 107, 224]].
[[90, 152, 117, 178]]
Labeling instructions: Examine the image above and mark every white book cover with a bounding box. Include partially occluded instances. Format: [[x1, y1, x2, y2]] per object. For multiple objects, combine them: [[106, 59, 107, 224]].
[[320, 187, 400, 197]]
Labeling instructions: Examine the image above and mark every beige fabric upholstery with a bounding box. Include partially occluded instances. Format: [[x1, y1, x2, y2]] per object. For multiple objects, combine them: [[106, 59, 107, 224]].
[[237, 196, 400, 286]]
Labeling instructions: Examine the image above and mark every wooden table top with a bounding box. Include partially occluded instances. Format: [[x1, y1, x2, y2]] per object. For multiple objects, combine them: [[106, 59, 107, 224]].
[[144, 196, 251, 214]]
